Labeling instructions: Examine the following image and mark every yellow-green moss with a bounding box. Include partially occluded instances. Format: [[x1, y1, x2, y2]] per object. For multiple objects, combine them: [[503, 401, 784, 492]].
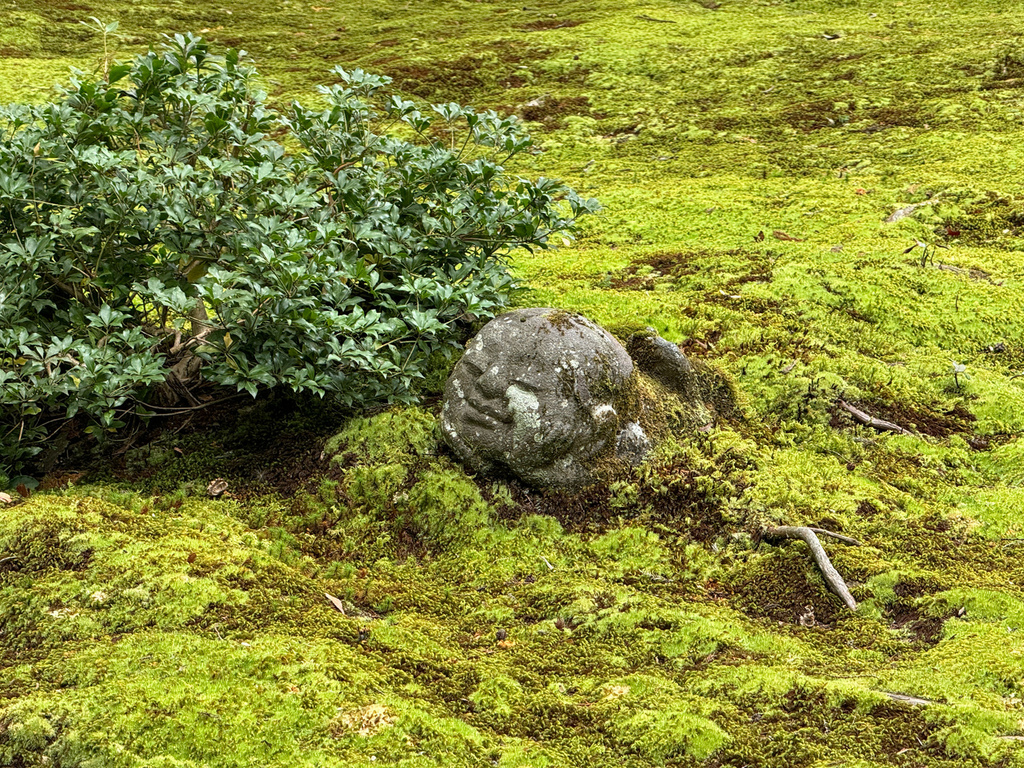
[[5, 0, 1024, 765]]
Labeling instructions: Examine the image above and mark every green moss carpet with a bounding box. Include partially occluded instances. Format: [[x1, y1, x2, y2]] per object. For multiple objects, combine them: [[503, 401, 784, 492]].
[[4, 0, 1024, 765]]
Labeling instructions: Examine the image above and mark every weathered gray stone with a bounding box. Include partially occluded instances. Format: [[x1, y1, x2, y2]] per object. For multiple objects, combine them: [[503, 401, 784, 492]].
[[615, 421, 651, 467], [626, 327, 698, 399], [441, 308, 635, 489]]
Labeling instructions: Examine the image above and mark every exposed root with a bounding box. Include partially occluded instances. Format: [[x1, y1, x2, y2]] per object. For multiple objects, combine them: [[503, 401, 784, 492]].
[[765, 525, 858, 610], [837, 399, 914, 437]]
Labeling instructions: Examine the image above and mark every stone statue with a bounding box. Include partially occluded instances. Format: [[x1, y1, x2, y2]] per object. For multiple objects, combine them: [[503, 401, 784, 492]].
[[441, 308, 651, 488]]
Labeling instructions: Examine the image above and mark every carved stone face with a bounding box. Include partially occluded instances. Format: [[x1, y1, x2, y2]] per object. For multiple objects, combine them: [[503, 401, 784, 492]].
[[441, 308, 634, 488]]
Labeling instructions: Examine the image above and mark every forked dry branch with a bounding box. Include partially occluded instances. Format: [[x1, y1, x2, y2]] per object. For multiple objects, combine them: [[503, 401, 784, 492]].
[[765, 525, 859, 610]]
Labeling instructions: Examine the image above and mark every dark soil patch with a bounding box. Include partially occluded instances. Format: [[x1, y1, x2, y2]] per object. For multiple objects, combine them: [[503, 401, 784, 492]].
[[882, 400, 976, 438], [554, 65, 593, 88], [889, 605, 945, 646], [941, 195, 1024, 244], [884, 574, 947, 646], [830, 399, 975, 439], [385, 45, 550, 102], [779, 98, 846, 132], [608, 269, 665, 291], [519, 19, 583, 32], [867, 102, 927, 128], [493, 466, 732, 542], [728, 546, 847, 628], [854, 499, 883, 518], [680, 329, 723, 359], [485, 39, 550, 65], [519, 95, 591, 129], [53, 391, 354, 500], [609, 250, 755, 291], [780, 97, 924, 133], [608, 252, 700, 290], [386, 57, 487, 101]]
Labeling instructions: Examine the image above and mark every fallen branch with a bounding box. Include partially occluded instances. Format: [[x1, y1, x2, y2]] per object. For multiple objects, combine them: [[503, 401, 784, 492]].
[[936, 262, 989, 281], [879, 691, 934, 707], [885, 198, 938, 224], [765, 526, 858, 610], [837, 400, 914, 437]]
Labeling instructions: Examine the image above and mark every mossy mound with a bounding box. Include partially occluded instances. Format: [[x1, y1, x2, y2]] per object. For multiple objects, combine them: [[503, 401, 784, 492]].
[[3, 407, 1024, 766]]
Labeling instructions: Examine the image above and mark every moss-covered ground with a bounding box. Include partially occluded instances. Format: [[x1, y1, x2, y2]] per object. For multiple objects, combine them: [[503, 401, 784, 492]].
[[4, 0, 1024, 765]]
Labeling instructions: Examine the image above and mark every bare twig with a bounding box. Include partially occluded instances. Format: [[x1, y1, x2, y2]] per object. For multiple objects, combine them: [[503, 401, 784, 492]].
[[807, 527, 861, 546], [837, 400, 914, 437], [140, 392, 247, 415], [765, 526, 858, 610]]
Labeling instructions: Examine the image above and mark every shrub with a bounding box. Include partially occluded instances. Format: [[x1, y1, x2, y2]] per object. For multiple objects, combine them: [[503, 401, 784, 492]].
[[0, 33, 597, 474]]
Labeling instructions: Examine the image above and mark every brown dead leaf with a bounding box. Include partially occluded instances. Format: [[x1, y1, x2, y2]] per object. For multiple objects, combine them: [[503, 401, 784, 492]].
[[187, 552, 197, 564], [754, 230, 765, 242], [15, 484, 30, 498], [772, 230, 803, 242], [325, 593, 347, 614], [206, 478, 229, 497]]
